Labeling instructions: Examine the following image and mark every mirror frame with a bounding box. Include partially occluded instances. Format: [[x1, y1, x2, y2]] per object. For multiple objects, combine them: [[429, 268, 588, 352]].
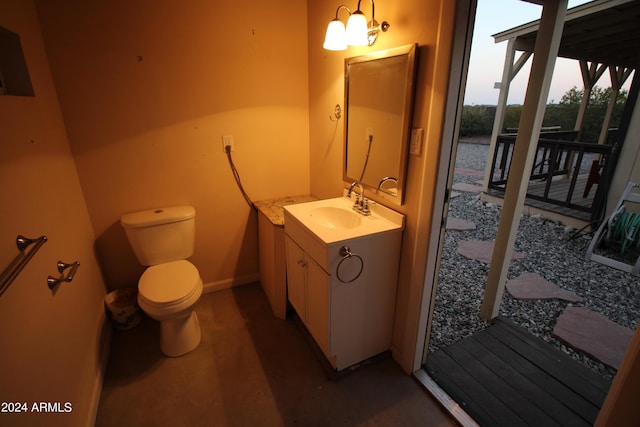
[[343, 43, 418, 206]]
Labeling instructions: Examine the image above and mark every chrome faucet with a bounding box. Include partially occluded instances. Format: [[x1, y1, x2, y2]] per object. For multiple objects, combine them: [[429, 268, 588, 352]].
[[377, 176, 398, 190], [347, 180, 364, 200], [347, 181, 370, 215]]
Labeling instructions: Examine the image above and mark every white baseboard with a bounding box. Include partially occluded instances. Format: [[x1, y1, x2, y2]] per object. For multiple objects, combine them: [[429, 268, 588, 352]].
[[87, 312, 112, 426], [203, 273, 260, 294]]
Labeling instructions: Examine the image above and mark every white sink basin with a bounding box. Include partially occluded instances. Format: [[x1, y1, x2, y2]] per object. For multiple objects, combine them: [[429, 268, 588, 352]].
[[308, 206, 362, 230], [283, 196, 404, 244]]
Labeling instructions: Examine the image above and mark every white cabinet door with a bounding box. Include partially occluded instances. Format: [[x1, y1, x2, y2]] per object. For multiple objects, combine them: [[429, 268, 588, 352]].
[[305, 256, 330, 356], [285, 236, 306, 322]]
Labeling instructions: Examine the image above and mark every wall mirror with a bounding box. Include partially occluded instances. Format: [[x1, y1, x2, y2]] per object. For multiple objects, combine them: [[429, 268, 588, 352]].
[[344, 43, 418, 206]]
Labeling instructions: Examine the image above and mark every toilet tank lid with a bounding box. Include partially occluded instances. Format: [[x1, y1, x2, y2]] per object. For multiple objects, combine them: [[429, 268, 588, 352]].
[[121, 206, 195, 228]]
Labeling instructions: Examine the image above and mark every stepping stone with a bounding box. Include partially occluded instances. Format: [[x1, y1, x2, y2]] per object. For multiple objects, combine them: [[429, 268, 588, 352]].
[[553, 306, 634, 369], [506, 273, 584, 302], [452, 182, 483, 193], [457, 240, 524, 264], [446, 217, 476, 231]]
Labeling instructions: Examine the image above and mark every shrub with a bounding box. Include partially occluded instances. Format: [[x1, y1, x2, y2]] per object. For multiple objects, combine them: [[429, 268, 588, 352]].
[[460, 86, 628, 142], [460, 105, 493, 136]]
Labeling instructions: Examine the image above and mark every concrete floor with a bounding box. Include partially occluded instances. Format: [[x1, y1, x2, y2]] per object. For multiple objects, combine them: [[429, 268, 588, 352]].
[[96, 283, 455, 426]]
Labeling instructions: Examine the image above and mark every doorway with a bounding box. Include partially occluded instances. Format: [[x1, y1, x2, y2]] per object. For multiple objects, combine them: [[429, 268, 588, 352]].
[[417, 0, 640, 424]]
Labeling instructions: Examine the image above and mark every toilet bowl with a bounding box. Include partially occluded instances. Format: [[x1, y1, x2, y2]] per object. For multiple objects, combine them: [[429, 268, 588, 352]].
[[137, 260, 203, 357], [120, 205, 203, 357]]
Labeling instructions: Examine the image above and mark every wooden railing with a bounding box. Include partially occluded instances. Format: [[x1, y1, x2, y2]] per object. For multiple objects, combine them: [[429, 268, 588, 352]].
[[488, 132, 612, 221]]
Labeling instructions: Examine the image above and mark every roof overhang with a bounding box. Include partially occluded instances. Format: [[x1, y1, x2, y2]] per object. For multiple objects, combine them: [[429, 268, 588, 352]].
[[494, 0, 640, 69]]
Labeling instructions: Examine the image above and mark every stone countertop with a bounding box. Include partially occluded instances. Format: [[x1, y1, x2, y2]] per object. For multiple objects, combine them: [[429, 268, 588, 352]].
[[253, 195, 317, 227]]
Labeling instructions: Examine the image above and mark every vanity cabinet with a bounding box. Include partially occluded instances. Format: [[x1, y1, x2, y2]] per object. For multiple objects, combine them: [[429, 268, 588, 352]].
[[285, 236, 330, 354], [284, 236, 306, 317], [283, 198, 404, 371], [254, 195, 316, 320]]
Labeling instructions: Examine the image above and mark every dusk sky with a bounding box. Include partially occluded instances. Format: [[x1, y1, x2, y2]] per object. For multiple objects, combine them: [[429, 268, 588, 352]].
[[463, 0, 631, 105]]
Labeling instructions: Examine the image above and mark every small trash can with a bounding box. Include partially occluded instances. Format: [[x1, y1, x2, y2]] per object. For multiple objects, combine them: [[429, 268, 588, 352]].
[[105, 288, 142, 330]]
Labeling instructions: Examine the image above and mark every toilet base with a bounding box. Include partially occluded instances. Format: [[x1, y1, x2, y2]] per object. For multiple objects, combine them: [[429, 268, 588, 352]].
[[159, 310, 201, 357]]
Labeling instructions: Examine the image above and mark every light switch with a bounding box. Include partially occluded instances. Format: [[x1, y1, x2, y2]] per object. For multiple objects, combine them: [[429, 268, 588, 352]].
[[410, 128, 423, 156]]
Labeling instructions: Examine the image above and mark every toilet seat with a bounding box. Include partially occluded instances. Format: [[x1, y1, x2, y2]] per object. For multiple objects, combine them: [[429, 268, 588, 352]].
[[138, 260, 202, 309]]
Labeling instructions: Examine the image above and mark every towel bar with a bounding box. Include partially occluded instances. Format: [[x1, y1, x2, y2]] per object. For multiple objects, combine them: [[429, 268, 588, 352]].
[[0, 235, 47, 297]]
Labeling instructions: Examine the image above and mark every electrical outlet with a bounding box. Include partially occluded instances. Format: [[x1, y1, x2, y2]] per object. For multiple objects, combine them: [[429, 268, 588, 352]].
[[222, 135, 234, 152], [366, 127, 374, 139], [410, 128, 423, 156]]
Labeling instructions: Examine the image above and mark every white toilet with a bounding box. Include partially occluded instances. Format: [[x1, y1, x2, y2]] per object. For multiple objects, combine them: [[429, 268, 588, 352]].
[[120, 206, 203, 357]]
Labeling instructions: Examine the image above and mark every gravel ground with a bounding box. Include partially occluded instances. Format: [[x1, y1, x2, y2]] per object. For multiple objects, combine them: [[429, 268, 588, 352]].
[[429, 141, 640, 381]]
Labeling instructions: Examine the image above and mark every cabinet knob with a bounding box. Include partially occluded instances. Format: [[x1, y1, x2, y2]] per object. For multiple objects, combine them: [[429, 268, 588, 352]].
[[297, 259, 306, 267]]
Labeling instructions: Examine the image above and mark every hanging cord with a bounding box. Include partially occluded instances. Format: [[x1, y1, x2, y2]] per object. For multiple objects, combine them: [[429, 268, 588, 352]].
[[611, 212, 640, 255], [358, 135, 374, 182], [225, 146, 255, 209]]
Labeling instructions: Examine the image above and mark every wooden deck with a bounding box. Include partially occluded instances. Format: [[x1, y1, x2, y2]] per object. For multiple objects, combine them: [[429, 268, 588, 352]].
[[425, 317, 611, 427], [487, 175, 596, 222]]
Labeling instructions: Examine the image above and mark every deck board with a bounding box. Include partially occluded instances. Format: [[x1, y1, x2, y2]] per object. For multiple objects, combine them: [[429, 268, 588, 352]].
[[482, 327, 600, 423], [490, 318, 611, 396], [425, 317, 611, 426], [428, 350, 519, 426], [465, 333, 586, 426], [445, 335, 562, 426]]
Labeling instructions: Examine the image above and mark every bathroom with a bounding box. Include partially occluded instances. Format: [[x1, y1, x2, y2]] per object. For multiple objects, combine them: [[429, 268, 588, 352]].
[[0, 0, 456, 425]]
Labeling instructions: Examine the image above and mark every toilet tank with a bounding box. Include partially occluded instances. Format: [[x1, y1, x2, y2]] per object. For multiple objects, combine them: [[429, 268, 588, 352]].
[[121, 206, 196, 266]]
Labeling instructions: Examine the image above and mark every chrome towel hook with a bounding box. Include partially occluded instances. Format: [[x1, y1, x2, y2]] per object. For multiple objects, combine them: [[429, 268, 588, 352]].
[[336, 245, 364, 283], [47, 260, 80, 290]]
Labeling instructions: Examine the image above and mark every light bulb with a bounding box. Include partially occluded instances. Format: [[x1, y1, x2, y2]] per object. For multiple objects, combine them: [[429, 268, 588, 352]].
[[346, 11, 368, 46], [323, 19, 348, 51]]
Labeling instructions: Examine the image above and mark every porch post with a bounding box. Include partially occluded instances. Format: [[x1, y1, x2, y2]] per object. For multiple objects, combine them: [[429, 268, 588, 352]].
[[480, 0, 568, 320], [575, 60, 607, 140], [597, 66, 633, 145], [483, 41, 532, 192]]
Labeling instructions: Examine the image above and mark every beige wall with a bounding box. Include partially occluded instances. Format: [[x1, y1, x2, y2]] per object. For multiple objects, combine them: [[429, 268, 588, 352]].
[[307, 0, 457, 371], [35, 0, 310, 291], [0, 1, 108, 425]]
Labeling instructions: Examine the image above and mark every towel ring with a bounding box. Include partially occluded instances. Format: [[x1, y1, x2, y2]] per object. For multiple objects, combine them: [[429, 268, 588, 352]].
[[336, 245, 364, 283]]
